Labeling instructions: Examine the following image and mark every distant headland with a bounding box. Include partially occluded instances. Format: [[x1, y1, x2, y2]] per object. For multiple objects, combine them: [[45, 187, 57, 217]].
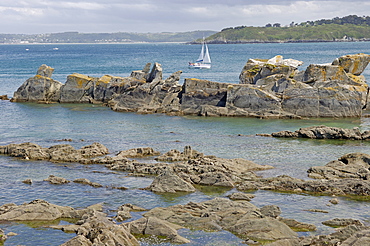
[[2, 15, 370, 44]]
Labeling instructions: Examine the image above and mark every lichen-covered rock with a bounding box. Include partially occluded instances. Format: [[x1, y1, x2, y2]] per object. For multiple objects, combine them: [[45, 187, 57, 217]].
[[12, 70, 63, 103], [239, 55, 302, 84], [332, 53, 370, 76], [11, 53, 370, 118]]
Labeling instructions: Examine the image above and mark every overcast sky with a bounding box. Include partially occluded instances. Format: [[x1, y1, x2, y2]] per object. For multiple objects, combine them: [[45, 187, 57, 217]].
[[1, 0, 370, 34]]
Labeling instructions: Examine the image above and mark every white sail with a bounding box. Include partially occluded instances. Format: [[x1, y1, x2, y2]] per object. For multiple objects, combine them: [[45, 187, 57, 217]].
[[196, 43, 205, 62], [203, 43, 211, 64], [189, 38, 211, 69]]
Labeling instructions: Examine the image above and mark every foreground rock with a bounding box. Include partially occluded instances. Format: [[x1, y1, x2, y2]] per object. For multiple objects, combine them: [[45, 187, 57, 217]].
[[267, 125, 369, 140], [11, 53, 370, 118]]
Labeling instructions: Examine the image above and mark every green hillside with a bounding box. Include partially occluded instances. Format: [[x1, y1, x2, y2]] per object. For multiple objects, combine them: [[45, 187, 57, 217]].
[[203, 15, 370, 43]]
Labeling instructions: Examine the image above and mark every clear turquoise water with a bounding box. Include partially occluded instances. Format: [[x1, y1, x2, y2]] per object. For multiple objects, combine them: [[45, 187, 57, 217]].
[[1, 42, 370, 245]]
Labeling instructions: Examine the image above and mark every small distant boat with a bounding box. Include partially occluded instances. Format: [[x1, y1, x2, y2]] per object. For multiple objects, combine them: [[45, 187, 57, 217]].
[[53, 47, 59, 50], [188, 38, 211, 69]]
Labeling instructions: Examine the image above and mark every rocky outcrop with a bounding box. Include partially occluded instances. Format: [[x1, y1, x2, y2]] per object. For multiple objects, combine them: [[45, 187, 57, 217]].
[[307, 152, 370, 180], [267, 125, 369, 140], [11, 53, 370, 118], [12, 64, 62, 103], [142, 197, 304, 243], [144, 167, 196, 193], [123, 217, 190, 244], [116, 147, 160, 158], [236, 173, 370, 197], [0, 199, 101, 221], [60, 210, 139, 246], [0, 95, 9, 100], [0, 142, 108, 162]]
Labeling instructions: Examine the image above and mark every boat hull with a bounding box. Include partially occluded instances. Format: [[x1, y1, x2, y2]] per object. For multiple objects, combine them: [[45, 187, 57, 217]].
[[188, 63, 211, 69]]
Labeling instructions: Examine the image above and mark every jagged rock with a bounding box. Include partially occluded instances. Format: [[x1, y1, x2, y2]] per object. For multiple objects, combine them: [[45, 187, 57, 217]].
[[307, 152, 370, 180], [227, 192, 255, 201], [0, 142, 109, 163], [332, 53, 370, 76], [300, 224, 370, 246], [278, 217, 317, 231], [124, 216, 190, 244], [59, 73, 95, 103], [67, 210, 139, 246], [22, 179, 32, 184], [37, 64, 54, 78], [329, 198, 339, 204], [0, 199, 100, 221], [239, 55, 302, 84], [260, 205, 281, 218], [117, 147, 160, 158], [73, 178, 103, 188], [11, 53, 370, 118], [113, 204, 147, 222], [143, 197, 298, 243], [322, 218, 364, 227], [271, 125, 365, 140], [44, 175, 70, 184], [0, 95, 9, 100], [155, 146, 204, 162], [144, 167, 196, 193], [11, 65, 63, 103], [60, 235, 92, 246], [236, 174, 370, 197]]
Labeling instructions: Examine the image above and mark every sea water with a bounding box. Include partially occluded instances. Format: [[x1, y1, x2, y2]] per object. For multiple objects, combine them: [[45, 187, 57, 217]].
[[1, 42, 370, 245]]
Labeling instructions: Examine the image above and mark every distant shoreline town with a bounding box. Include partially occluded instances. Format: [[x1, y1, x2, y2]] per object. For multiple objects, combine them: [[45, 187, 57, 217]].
[[3, 15, 370, 44]]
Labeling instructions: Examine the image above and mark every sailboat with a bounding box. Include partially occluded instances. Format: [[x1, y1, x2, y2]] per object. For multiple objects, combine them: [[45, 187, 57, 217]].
[[188, 38, 211, 69]]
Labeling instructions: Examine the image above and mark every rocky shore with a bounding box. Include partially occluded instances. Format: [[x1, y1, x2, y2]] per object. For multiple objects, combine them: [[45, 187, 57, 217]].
[[9, 53, 370, 118], [1, 141, 370, 245]]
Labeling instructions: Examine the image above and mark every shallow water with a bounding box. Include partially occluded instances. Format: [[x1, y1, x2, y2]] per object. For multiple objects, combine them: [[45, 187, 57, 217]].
[[1, 42, 370, 245]]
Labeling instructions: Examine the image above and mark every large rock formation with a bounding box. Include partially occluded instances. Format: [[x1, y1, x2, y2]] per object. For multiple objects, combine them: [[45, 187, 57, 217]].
[[11, 53, 370, 118]]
